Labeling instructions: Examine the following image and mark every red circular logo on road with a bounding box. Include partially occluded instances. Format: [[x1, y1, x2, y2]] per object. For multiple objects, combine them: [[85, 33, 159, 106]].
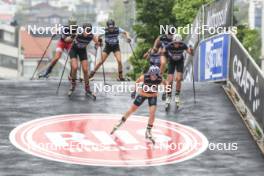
[[9, 114, 208, 167]]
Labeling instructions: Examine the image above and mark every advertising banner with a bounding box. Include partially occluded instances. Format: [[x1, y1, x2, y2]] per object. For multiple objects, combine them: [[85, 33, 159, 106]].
[[203, 0, 233, 37], [199, 33, 230, 81], [229, 36, 264, 127]]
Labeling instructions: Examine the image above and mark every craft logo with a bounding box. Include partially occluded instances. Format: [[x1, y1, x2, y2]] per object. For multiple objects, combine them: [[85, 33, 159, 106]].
[[232, 55, 260, 112], [9, 114, 208, 167]]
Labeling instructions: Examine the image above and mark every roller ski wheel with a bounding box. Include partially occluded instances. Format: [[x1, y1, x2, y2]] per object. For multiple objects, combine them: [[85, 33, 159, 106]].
[[86, 91, 96, 101]]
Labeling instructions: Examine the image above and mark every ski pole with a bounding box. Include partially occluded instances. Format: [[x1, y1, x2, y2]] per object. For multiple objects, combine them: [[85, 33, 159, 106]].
[[94, 46, 98, 71], [128, 42, 137, 61], [100, 46, 107, 85], [56, 36, 77, 94], [191, 58, 197, 104], [31, 34, 56, 80]]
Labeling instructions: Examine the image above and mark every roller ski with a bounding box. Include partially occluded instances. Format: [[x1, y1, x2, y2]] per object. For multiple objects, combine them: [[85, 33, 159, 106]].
[[162, 92, 166, 101], [165, 95, 171, 112], [38, 66, 52, 79], [145, 126, 155, 144], [110, 117, 126, 135], [175, 94, 181, 109], [116, 77, 130, 82], [85, 83, 96, 101]]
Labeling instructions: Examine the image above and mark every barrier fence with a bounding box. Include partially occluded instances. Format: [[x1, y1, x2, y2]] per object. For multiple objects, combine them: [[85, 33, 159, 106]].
[[229, 34, 264, 129], [184, 0, 264, 150]]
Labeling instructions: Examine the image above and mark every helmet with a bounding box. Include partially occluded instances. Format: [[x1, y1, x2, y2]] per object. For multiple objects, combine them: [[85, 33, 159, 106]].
[[83, 23, 92, 32], [173, 34, 182, 42], [68, 17, 77, 26], [148, 65, 160, 76], [106, 19, 115, 28]]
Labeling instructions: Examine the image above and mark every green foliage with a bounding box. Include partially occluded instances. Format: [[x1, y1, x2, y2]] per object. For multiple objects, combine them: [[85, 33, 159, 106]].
[[128, 0, 212, 80], [236, 25, 262, 65], [172, 0, 211, 27], [128, 0, 176, 80], [109, 0, 126, 29], [127, 41, 150, 80]]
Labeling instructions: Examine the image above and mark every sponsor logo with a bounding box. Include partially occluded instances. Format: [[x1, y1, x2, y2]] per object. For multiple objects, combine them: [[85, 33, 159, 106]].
[[199, 34, 229, 81], [9, 114, 208, 167], [232, 55, 260, 112], [206, 1, 229, 28]]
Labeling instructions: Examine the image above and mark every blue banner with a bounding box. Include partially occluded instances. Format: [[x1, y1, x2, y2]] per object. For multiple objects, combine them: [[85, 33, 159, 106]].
[[199, 34, 230, 81]]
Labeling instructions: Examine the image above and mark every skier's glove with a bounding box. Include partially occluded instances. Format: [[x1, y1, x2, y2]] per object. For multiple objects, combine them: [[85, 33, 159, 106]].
[[127, 38, 131, 43], [131, 91, 136, 99]]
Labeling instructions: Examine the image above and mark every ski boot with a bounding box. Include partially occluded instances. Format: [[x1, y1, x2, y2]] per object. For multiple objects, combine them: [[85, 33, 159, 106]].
[[175, 94, 181, 109], [117, 71, 127, 81], [110, 117, 126, 135], [85, 82, 96, 101], [68, 76, 76, 97], [38, 66, 53, 79], [145, 124, 155, 144], [162, 92, 166, 101], [165, 94, 172, 112]]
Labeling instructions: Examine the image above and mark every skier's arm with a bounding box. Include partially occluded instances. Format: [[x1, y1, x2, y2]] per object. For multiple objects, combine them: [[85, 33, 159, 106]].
[[119, 28, 131, 43], [93, 35, 100, 48], [153, 36, 161, 52], [186, 45, 194, 56], [131, 75, 144, 98], [134, 75, 144, 91], [143, 48, 152, 60]]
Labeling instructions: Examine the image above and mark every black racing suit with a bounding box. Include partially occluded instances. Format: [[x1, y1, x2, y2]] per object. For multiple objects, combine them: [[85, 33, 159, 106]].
[[149, 52, 161, 68], [134, 74, 162, 107], [166, 42, 188, 74], [69, 33, 94, 61], [103, 27, 121, 54]]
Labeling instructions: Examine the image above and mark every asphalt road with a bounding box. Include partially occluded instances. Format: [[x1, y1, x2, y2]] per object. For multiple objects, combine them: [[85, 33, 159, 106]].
[[0, 80, 264, 176]]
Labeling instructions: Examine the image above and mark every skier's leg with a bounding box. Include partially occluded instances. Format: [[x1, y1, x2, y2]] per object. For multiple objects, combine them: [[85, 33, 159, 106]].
[[113, 50, 124, 80], [89, 51, 108, 78], [111, 95, 145, 134], [39, 51, 62, 78]]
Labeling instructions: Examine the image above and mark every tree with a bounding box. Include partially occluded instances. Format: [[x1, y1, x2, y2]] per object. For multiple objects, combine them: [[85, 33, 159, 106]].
[[234, 3, 262, 66], [236, 25, 261, 65], [172, 0, 211, 27], [128, 0, 176, 80]]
